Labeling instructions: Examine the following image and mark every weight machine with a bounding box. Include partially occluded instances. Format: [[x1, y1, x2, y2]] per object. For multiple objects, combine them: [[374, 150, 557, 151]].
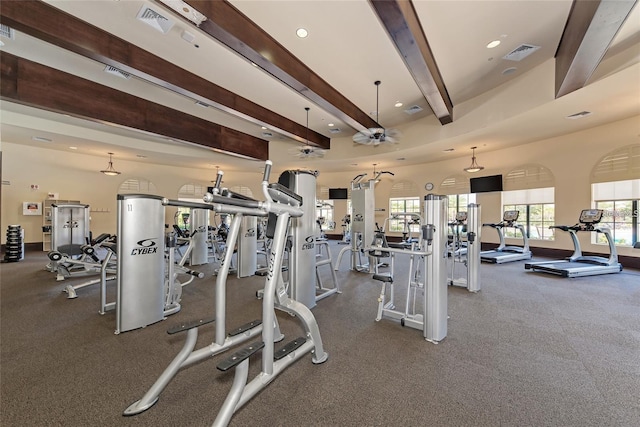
[[370, 194, 449, 343], [448, 204, 481, 292], [335, 169, 393, 273], [124, 162, 328, 427]]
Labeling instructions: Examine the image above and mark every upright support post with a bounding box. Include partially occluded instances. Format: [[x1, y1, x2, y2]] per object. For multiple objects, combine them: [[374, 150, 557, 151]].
[[423, 194, 448, 343], [466, 203, 481, 293]]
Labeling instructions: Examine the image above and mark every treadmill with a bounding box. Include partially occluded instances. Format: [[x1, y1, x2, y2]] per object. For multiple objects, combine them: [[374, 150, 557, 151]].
[[481, 210, 532, 264], [524, 209, 623, 278]]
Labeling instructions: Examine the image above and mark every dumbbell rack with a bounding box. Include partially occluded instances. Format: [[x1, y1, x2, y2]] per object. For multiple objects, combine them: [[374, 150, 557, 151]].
[[4, 225, 24, 262]]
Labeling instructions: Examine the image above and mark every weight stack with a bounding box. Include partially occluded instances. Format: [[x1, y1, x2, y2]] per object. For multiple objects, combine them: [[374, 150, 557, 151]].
[[4, 225, 24, 262]]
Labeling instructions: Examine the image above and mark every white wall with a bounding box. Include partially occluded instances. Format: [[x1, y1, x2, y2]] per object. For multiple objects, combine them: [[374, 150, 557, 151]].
[[2, 115, 639, 258]]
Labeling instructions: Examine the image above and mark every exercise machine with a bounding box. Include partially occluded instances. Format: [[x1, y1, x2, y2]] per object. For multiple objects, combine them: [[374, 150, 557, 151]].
[[114, 194, 204, 334], [448, 212, 468, 257], [448, 204, 481, 292], [524, 209, 623, 277], [48, 233, 116, 282], [276, 169, 340, 307], [338, 214, 351, 245], [370, 194, 448, 343], [481, 210, 532, 263], [124, 162, 328, 427], [336, 170, 393, 272]]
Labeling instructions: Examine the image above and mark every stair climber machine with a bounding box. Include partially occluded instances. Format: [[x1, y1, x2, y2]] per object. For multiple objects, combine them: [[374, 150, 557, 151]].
[[336, 170, 393, 273], [369, 194, 449, 343], [124, 162, 328, 427], [524, 209, 623, 277], [448, 204, 481, 292], [481, 210, 532, 264]]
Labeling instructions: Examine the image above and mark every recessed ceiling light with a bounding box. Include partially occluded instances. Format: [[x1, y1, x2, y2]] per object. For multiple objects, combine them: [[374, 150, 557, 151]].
[[328, 123, 334, 127], [32, 136, 52, 143], [486, 40, 501, 49], [69, 146, 77, 150], [296, 28, 308, 38], [395, 101, 403, 108], [502, 67, 518, 75]]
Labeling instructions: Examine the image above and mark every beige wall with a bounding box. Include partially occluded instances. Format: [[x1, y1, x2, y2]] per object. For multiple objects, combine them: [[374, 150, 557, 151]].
[[2, 115, 639, 258]]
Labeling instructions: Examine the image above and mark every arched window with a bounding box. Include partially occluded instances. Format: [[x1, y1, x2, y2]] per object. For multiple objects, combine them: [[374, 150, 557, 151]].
[[502, 164, 555, 240], [591, 144, 640, 247], [118, 178, 157, 194]]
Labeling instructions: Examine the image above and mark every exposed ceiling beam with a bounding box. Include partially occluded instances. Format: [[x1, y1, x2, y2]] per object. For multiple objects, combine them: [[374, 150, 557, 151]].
[[0, 0, 329, 149], [162, 0, 379, 133], [0, 52, 269, 161], [555, 0, 638, 98], [368, 0, 453, 125]]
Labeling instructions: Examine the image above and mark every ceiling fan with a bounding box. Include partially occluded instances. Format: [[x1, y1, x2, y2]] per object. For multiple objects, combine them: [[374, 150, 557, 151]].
[[289, 107, 326, 159], [353, 80, 401, 146]]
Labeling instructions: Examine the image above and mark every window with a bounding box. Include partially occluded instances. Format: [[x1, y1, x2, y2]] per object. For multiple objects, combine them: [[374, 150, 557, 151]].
[[388, 197, 421, 234], [502, 188, 555, 240], [447, 193, 476, 222], [316, 200, 335, 231], [592, 179, 640, 247]]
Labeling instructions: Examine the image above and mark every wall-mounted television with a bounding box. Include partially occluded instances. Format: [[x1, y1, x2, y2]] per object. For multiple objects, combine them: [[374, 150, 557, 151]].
[[470, 174, 503, 193], [328, 188, 348, 200]]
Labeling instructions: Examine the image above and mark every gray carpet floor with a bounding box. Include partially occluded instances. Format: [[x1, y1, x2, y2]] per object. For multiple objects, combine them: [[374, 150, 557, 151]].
[[1, 242, 639, 427]]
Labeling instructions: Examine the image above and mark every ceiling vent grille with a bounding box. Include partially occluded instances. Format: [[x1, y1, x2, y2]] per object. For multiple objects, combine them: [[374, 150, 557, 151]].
[[328, 128, 342, 134], [0, 23, 15, 39], [404, 105, 423, 115], [136, 6, 174, 34], [261, 132, 274, 138], [104, 65, 131, 80], [566, 111, 592, 119], [503, 44, 540, 61]]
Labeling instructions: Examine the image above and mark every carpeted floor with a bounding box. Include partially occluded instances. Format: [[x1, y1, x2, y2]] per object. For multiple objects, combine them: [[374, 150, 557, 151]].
[[1, 243, 639, 427]]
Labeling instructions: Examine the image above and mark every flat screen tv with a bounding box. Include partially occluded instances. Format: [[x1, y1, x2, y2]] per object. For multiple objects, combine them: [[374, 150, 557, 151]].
[[470, 174, 503, 193], [328, 188, 348, 200]]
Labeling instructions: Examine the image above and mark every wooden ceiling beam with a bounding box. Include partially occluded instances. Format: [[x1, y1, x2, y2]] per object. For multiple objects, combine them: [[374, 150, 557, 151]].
[[0, 0, 329, 149], [172, 0, 379, 133], [369, 0, 453, 125], [555, 0, 637, 98], [0, 52, 269, 161]]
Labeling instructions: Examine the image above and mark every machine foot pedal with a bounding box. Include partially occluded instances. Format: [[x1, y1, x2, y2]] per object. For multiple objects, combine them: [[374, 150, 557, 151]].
[[228, 319, 262, 337], [372, 274, 393, 283], [274, 337, 307, 361], [167, 315, 216, 335], [217, 341, 264, 372]]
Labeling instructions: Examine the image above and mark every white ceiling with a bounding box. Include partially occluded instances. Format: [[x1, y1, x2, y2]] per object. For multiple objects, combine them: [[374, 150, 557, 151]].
[[1, 0, 639, 174]]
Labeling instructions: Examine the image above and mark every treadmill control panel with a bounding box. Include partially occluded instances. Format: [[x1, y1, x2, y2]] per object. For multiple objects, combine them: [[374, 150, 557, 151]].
[[503, 210, 519, 221], [455, 211, 468, 222], [579, 209, 603, 224]]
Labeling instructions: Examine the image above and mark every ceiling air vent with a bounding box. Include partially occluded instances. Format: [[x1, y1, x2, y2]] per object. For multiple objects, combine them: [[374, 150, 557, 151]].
[[0, 23, 15, 40], [104, 65, 131, 80], [261, 132, 274, 138], [328, 128, 342, 134], [136, 6, 174, 34], [404, 105, 423, 115], [566, 111, 592, 119], [503, 44, 540, 61]]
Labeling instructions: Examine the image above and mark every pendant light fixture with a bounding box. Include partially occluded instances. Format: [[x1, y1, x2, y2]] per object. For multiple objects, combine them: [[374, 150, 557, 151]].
[[100, 152, 121, 176], [463, 146, 484, 173]]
